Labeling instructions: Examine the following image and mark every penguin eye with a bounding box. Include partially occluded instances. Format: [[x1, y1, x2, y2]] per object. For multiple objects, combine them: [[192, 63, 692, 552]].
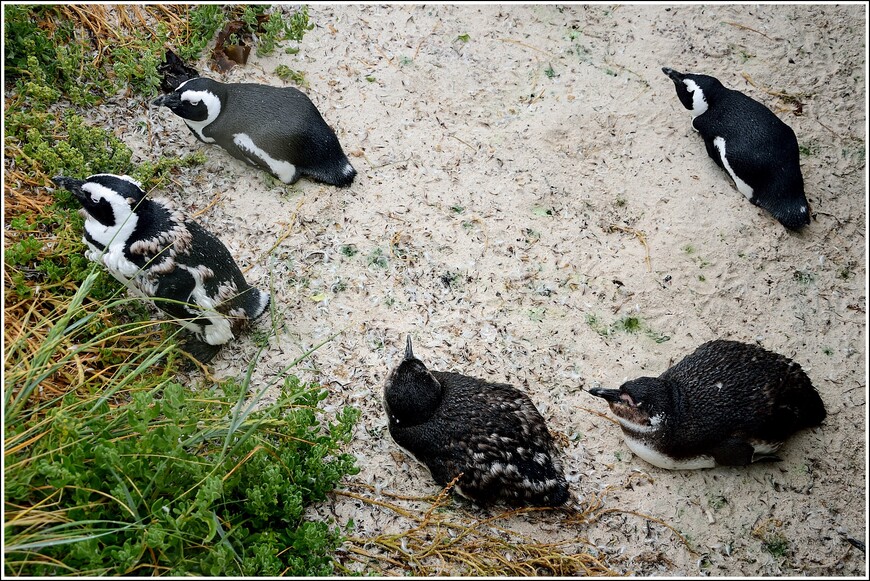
[[189, 99, 200, 106]]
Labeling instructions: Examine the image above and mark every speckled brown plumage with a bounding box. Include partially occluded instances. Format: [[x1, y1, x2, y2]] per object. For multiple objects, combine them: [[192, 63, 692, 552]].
[[384, 337, 570, 507]]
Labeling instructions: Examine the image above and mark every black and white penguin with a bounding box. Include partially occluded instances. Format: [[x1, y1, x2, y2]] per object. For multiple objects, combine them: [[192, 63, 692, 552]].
[[152, 67, 357, 188], [383, 336, 570, 507], [52, 173, 270, 363], [588, 339, 826, 469], [662, 67, 811, 230]]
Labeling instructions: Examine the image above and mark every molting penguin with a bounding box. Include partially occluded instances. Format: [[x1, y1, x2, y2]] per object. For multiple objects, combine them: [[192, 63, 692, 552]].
[[152, 69, 356, 188], [52, 173, 270, 363], [589, 339, 826, 469], [383, 336, 571, 507], [662, 67, 810, 230]]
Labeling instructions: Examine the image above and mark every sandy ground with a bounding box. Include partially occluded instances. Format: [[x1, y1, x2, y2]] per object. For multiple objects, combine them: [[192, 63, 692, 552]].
[[111, 3, 868, 576]]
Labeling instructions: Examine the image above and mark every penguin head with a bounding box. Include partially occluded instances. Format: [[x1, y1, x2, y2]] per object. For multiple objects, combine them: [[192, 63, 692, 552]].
[[53, 174, 145, 228], [383, 336, 444, 426], [152, 77, 221, 125], [662, 67, 725, 118], [589, 376, 671, 431]]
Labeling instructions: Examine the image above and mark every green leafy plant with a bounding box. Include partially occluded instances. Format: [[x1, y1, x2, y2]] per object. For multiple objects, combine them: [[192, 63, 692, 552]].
[[368, 248, 388, 269], [586, 313, 670, 343], [4, 276, 359, 576], [275, 64, 308, 86]]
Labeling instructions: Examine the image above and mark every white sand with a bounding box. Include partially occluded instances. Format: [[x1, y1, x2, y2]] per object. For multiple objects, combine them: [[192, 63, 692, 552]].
[[133, 4, 866, 575]]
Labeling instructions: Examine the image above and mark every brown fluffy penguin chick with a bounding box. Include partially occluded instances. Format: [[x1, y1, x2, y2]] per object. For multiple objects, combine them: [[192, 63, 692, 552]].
[[383, 337, 570, 507], [589, 339, 826, 469]]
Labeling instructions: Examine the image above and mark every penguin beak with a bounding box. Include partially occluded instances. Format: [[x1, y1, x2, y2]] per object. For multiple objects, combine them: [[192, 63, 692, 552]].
[[662, 67, 684, 81], [51, 176, 87, 201], [588, 387, 623, 403], [152, 92, 180, 108]]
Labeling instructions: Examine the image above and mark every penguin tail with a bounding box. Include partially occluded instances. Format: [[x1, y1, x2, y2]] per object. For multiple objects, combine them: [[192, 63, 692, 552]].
[[754, 181, 811, 231], [251, 288, 271, 321], [304, 159, 357, 188], [794, 388, 827, 429], [769, 200, 811, 230]]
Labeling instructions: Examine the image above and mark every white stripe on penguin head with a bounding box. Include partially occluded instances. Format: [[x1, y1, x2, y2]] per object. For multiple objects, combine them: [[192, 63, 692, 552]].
[[683, 79, 708, 118], [180, 89, 221, 143]]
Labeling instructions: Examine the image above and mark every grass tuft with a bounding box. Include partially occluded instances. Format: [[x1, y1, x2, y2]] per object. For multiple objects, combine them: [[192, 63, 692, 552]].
[[4, 278, 359, 575]]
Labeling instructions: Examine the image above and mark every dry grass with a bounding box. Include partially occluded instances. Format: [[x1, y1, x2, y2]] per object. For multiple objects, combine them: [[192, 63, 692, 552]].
[[332, 472, 694, 576]]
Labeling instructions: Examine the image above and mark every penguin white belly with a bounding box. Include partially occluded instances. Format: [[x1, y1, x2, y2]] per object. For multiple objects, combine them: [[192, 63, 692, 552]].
[[622, 435, 716, 470], [713, 136, 754, 200], [232, 133, 297, 183]]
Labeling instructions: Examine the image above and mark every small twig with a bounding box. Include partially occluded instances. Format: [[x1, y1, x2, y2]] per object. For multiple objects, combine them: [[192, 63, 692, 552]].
[[578, 405, 620, 425], [449, 134, 476, 151], [603, 59, 651, 88], [374, 45, 400, 70], [370, 156, 412, 170], [815, 118, 839, 137], [414, 21, 441, 59], [243, 196, 306, 274], [499, 38, 555, 59], [723, 20, 776, 41], [741, 72, 806, 103], [607, 224, 652, 272], [190, 192, 223, 219], [333, 489, 422, 521]]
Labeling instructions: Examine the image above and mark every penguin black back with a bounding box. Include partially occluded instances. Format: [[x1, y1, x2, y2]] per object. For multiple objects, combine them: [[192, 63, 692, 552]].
[[384, 337, 570, 507], [153, 75, 357, 188], [589, 339, 826, 469], [662, 67, 810, 230]]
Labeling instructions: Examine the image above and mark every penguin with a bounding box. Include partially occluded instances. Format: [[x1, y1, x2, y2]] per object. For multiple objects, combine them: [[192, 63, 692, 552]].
[[588, 339, 826, 469], [662, 67, 811, 230], [157, 48, 200, 93], [52, 173, 270, 364], [383, 336, 571, 507], [152, 59, 356, 188]]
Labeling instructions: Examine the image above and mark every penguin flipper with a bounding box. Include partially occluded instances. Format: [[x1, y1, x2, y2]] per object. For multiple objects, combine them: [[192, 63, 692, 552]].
[[149, 267, 197, 319], [709, 438, 756, 466], [150, 267, 218, 337]]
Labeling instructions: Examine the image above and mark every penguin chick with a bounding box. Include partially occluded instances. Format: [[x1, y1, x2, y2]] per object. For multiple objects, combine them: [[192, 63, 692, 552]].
[[157, 49, 200, 93], [662, 67, 810, 230], [589, 339, 826, 469], [383, 336, 570, 507], [52, 174, 270, 363], [152, 76, 356, 187]]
